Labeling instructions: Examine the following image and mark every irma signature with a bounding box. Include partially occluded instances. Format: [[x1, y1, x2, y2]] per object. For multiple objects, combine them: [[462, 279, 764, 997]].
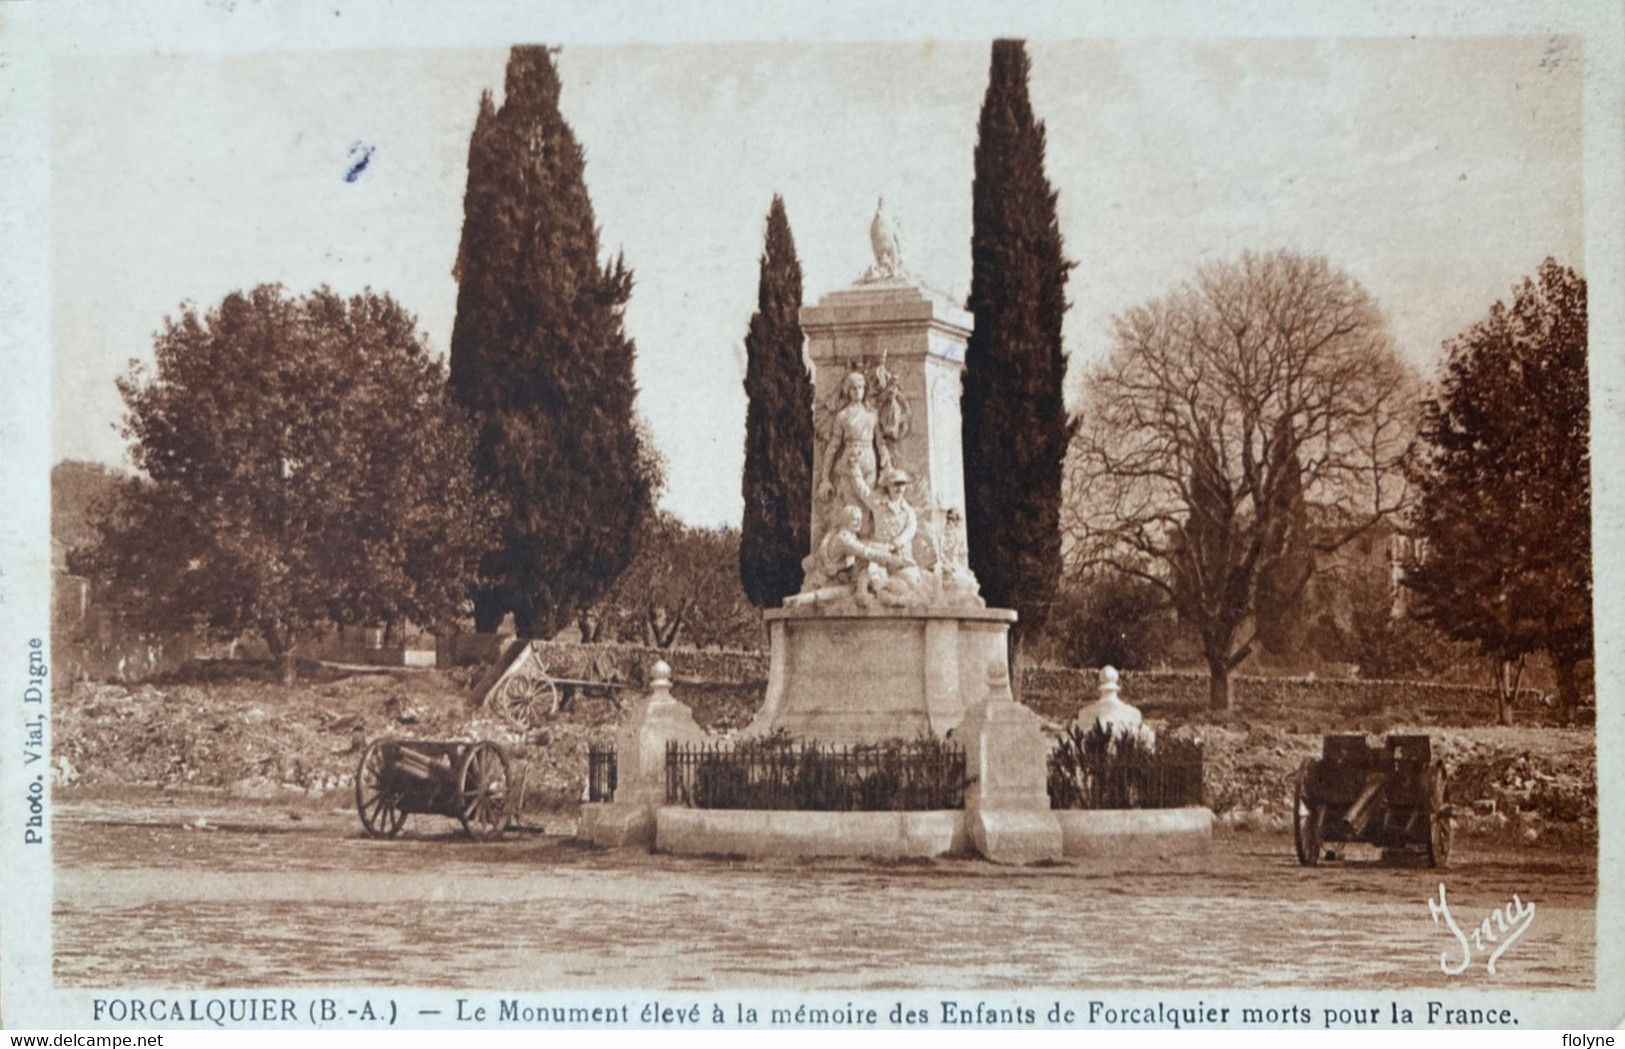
[[1427, 882, 1535, 975]]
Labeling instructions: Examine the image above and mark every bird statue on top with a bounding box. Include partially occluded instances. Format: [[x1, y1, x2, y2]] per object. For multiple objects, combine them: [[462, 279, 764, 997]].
[[864, 196, 906, 282]]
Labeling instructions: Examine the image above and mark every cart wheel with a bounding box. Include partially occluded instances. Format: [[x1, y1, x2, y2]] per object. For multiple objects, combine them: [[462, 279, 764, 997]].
[[356, 739, 406, 839], [505, 765, 530, 831], [457, 741, 512, 840], [1300, 808, 1326, 870], [1426, 769, 1452, 869], [1292, 764, 1312, 865], [491, 672, 560, 731]]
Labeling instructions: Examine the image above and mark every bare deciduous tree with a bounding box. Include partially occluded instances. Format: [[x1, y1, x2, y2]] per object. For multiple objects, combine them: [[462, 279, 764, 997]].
[[1065, 251, 1417, 710]]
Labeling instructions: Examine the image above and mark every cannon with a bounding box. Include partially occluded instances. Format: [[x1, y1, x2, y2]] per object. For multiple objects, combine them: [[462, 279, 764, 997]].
[[1292, 733, 1452, 868], [355, 738, 515, 840]]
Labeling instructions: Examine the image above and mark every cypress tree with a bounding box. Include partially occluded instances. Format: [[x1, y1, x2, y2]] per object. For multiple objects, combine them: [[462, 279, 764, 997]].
[[449, 89, 500, 410], [739, 195, 814, 607], [962, 39, 1073, 663], [449, 46, 657, 637]]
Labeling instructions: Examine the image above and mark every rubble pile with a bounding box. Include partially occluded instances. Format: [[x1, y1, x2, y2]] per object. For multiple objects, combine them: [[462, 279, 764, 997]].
[[1158, 720, 1596, 848], [53, 666, 1596, 849], [52, 671, 623, 813]]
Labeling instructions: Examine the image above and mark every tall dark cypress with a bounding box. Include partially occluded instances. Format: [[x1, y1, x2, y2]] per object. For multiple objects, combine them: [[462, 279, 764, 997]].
[[739, 195, 814, 608], [450, 89, 500, 411], [962, 39, 1073, 659], [449, 46, 657, 637]]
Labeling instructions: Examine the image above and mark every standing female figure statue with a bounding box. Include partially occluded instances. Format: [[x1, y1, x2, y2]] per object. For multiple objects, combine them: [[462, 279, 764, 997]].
[[816, 370, 889, 526]]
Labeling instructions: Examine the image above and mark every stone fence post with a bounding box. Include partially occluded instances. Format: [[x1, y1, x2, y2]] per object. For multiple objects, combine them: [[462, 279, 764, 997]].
[[578, 660, 706, 848], [956, 659, 1061, 864]]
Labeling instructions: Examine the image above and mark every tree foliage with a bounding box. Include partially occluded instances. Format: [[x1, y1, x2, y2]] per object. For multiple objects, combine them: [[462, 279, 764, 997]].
[[739, 195, 814, 608], [963, 39, 1074, 661], [1341, 574, 1464, 682], [52, 460, 127, 554], [1403, 259, 1591, 722], [76, 286, 489, 683], [592, 513, 760, 651], [1039, 570, 1178, 671], [1067, 251, 1417, 710], [449, 45, 658, 638]]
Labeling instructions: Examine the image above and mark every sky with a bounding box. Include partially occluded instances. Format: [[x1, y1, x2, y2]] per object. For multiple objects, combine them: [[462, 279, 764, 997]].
[[51, 36, 1584, 527]]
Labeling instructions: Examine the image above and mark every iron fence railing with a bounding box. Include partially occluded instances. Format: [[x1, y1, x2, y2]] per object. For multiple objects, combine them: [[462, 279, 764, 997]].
[[665, 737, 967, 811], [587, 743, 617, 803], [1046, 726, 1204, 810]]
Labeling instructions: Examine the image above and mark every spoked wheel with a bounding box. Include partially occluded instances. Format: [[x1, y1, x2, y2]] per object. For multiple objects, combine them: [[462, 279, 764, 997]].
[[1292, 762, 1316, 866], [356, 739, 407, 838], [1426, 767, 1453, 869], [491, 672, 559, 731], [1302, 805, 1325, 867], [457, 741, 512, 840]]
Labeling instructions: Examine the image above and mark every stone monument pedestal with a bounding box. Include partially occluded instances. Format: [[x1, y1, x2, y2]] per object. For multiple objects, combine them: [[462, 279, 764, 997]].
[[747, 605, 1015, 742]]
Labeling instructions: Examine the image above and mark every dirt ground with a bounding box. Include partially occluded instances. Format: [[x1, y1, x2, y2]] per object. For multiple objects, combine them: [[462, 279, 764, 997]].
[[53, 791, 1595, 991], [49, 663, 1599, 991]]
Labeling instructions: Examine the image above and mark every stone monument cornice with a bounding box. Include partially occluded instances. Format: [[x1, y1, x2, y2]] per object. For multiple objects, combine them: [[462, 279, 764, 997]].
[[764, 605, 1017, 624], [802, 280, 973, 339]]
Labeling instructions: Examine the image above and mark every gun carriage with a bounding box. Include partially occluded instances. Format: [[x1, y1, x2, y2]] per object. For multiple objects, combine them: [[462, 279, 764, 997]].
[[1293, 733, 1452, 868], [355, 738, 514, 840]]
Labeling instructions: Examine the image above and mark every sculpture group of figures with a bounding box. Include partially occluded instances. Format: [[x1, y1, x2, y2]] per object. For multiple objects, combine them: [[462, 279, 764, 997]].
[[788, 366, 981, 613]]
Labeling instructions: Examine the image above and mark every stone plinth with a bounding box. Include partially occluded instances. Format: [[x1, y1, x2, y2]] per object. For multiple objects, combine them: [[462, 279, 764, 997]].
[[746, 606, 1015, 743], [1056, 809, 1212, 858], [657, 809, 967, 860], [578, 661, 705, 848], [956, 661, 1062, 864]]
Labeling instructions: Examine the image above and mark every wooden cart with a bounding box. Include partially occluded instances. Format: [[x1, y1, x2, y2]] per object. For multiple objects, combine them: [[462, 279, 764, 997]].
[[483, 646, 631, 730], [1292, 733, 1452, 868], [355, 738, 514, 840]]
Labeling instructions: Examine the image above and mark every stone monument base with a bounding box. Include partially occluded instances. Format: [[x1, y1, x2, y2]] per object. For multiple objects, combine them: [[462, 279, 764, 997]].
[[647, 807, 1212, 861], [656, 808, 968, 859], [1054, 808, 1213, 857], [747, 606, 1017, 742], [577, 802, 655, 848]]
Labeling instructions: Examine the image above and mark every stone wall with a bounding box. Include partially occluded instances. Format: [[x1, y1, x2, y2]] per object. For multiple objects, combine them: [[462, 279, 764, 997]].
[[516, 639, 1542, 729], [518, 639, 770, 686], [1021, 667, 1552, 728]]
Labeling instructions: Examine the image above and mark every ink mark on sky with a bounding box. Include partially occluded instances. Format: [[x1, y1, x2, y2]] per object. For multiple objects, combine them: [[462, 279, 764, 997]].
[[345, 141, 375, 183]]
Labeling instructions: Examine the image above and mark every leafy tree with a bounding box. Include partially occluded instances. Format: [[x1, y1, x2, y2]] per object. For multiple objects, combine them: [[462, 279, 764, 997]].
[[739, 195, 814, 608], [449, 45, 658, 638], [76, 286, 489, 684], [1404, 259, 1591, 723], [52, 460, 127, 554], [1067, 251, 1418, 710], [1340, 573, 1465, 682], [1040, 569, 1177, 671], [595, 513, 760, 651], [963, 39, 1074, 675]]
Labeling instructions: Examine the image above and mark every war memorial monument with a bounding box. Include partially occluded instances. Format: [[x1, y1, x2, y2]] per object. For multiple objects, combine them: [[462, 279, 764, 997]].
[[580, 206, 1211, 863]]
